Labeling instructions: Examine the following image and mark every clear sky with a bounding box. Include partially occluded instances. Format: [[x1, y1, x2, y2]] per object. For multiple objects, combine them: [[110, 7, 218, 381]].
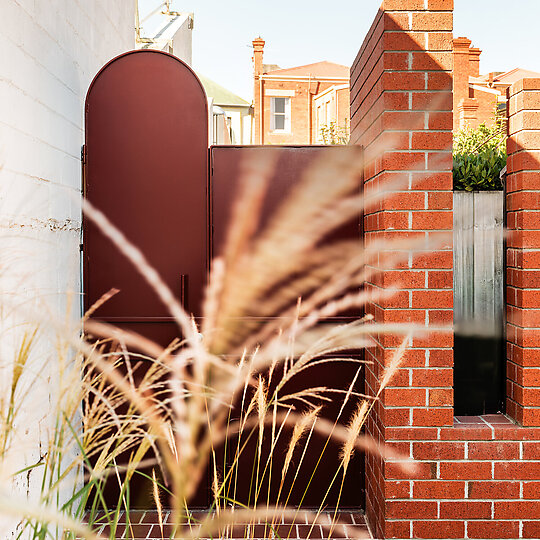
[[139, 0, 540, 102]]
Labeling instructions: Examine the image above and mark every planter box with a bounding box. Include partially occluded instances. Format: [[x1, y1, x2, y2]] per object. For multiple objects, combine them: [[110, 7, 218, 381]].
[[453, 191, 505, 415]]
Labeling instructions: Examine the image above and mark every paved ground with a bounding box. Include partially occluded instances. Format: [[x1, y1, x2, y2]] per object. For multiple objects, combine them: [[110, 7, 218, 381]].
[[90, 509, 373, 539]]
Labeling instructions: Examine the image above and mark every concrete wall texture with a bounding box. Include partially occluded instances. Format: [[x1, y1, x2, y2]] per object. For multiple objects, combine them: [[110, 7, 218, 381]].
[[351, 0, 540, 538], [0, 1, 133, 535]]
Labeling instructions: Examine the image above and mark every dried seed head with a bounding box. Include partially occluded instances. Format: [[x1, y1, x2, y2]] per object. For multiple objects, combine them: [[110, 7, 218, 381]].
[[340, 400, 370, 473]]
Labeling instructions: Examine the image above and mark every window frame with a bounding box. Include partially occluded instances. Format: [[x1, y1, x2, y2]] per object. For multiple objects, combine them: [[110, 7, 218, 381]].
[[270, 97, 291, 133]]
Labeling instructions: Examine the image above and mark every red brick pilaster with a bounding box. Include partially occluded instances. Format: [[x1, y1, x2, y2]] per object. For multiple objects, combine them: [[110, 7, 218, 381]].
[[252, 37, 265, 145], [469, 47, 481, 78], [458, 97, 479, 130], [350, 0, 454, 537], [452, 36, 471, 131], [506, 78, 540, 427]]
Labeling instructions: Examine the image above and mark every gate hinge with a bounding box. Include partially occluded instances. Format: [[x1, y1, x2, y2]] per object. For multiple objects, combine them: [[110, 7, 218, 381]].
[[81, 144, 87, 164]]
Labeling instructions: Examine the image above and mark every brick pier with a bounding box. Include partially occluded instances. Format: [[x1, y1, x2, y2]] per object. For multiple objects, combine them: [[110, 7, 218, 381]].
[[350, 1, 540, 538]]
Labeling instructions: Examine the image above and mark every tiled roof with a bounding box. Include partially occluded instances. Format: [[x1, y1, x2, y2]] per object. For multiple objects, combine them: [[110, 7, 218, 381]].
[[492, 68, 540, 84], [264, 61, 349, 79], [263, 63, 281, 73], [198, 74, 250, 106], [471, 68, 540, 86]]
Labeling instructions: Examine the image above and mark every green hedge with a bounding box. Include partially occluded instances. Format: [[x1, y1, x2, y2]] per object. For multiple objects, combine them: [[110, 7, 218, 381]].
[[453, 122, 507, 191]]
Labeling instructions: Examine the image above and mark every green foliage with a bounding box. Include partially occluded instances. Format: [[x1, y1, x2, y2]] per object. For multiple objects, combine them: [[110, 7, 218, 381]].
[[319, 122, 350, 145], [453, 117, 507, 191]]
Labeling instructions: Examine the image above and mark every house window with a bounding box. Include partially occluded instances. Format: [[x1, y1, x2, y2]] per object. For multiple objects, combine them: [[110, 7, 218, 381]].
[[271, 97, 291, 132], [226, 116, 235, 143]]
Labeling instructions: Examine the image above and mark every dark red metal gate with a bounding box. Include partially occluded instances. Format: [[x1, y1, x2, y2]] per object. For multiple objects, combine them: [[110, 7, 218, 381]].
[[84, 49, 208, 325], [84, 49, 210, 507], [210, 146, 364, 508], [84, 50, 364, 509]]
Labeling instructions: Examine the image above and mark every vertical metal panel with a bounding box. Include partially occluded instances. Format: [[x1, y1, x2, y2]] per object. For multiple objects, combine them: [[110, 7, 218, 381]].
[[453, 192, 474, 329], [210, 145, 364, 508], [453, 191, 504, 335], [473, 192, 505, 334], [453, 191, 505, 415]]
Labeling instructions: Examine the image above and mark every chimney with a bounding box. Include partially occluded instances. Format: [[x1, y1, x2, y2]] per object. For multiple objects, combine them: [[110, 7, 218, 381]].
[[453, 37, 472, 131], [469, 47, 481, 77], [252, 37, 265, 77], [252, 37, 265, 144], [458, 97, 479, 130]]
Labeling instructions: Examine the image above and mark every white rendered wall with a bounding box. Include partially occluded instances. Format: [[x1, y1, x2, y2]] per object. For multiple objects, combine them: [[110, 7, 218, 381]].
[[142, 13, 193, 66], [242, 112, 253, 145], [226, 109, 241, 144], [171, 15, 193, 65], [0, 0, 134, 535]]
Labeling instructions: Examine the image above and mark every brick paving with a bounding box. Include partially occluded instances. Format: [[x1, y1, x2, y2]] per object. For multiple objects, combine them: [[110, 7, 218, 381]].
[[89, 509, 373, 539]]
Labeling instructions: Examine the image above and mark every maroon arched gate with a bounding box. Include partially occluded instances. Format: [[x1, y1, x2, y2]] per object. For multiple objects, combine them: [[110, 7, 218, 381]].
[[84, 49, 364, 508]]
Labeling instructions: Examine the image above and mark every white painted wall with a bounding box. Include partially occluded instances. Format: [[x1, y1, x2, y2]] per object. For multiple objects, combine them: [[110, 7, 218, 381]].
[[140, 12, 193, 65], [226, 110, 242, 144], [242, 113, 253, 145], [217, 106, 253, 145], [170, 14, 193, 65], [0, 0, 134, 535]]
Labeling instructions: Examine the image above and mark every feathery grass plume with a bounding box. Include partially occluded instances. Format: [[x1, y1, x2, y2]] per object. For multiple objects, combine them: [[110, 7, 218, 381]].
[[79, 147, 419, 535], [254, 375, 267, 508], [201, 256, 225, 339], [152, 468, 165, 540], [377, 334, 412, 399], [340, 400, 370, 474], [0, 328, 38, 459], [329, 398, 369, 539], [0, 491, 104, 540], [281, 406, 321, 484], [0, 132, 440, 540], [208, 146, 366, 354]]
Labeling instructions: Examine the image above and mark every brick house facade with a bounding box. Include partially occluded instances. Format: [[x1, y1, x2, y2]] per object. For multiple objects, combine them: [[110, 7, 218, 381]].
[[453, 36, 540, 131], [252, 37, 350, 144]]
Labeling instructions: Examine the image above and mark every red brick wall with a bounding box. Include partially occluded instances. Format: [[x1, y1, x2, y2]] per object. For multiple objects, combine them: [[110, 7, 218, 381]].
[[453, 36, 472, 131], [337, 86, 351, 137], [469, 87, 498, 128], [451, 38, 503, 131], [507, 78, 540, 427], [350, 3, 540, 540], [350, 0, 454, 536], [259, 78, 343, 145]]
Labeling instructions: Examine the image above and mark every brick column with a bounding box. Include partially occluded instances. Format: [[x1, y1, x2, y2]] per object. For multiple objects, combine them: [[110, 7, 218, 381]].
[[452, 36, 471, 131], [350, 0, 453, 537], [506, 78, 540, 427], [458, 97, 479, 130], [469, 47, 481, 77], [252, 37, 265, 145]]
